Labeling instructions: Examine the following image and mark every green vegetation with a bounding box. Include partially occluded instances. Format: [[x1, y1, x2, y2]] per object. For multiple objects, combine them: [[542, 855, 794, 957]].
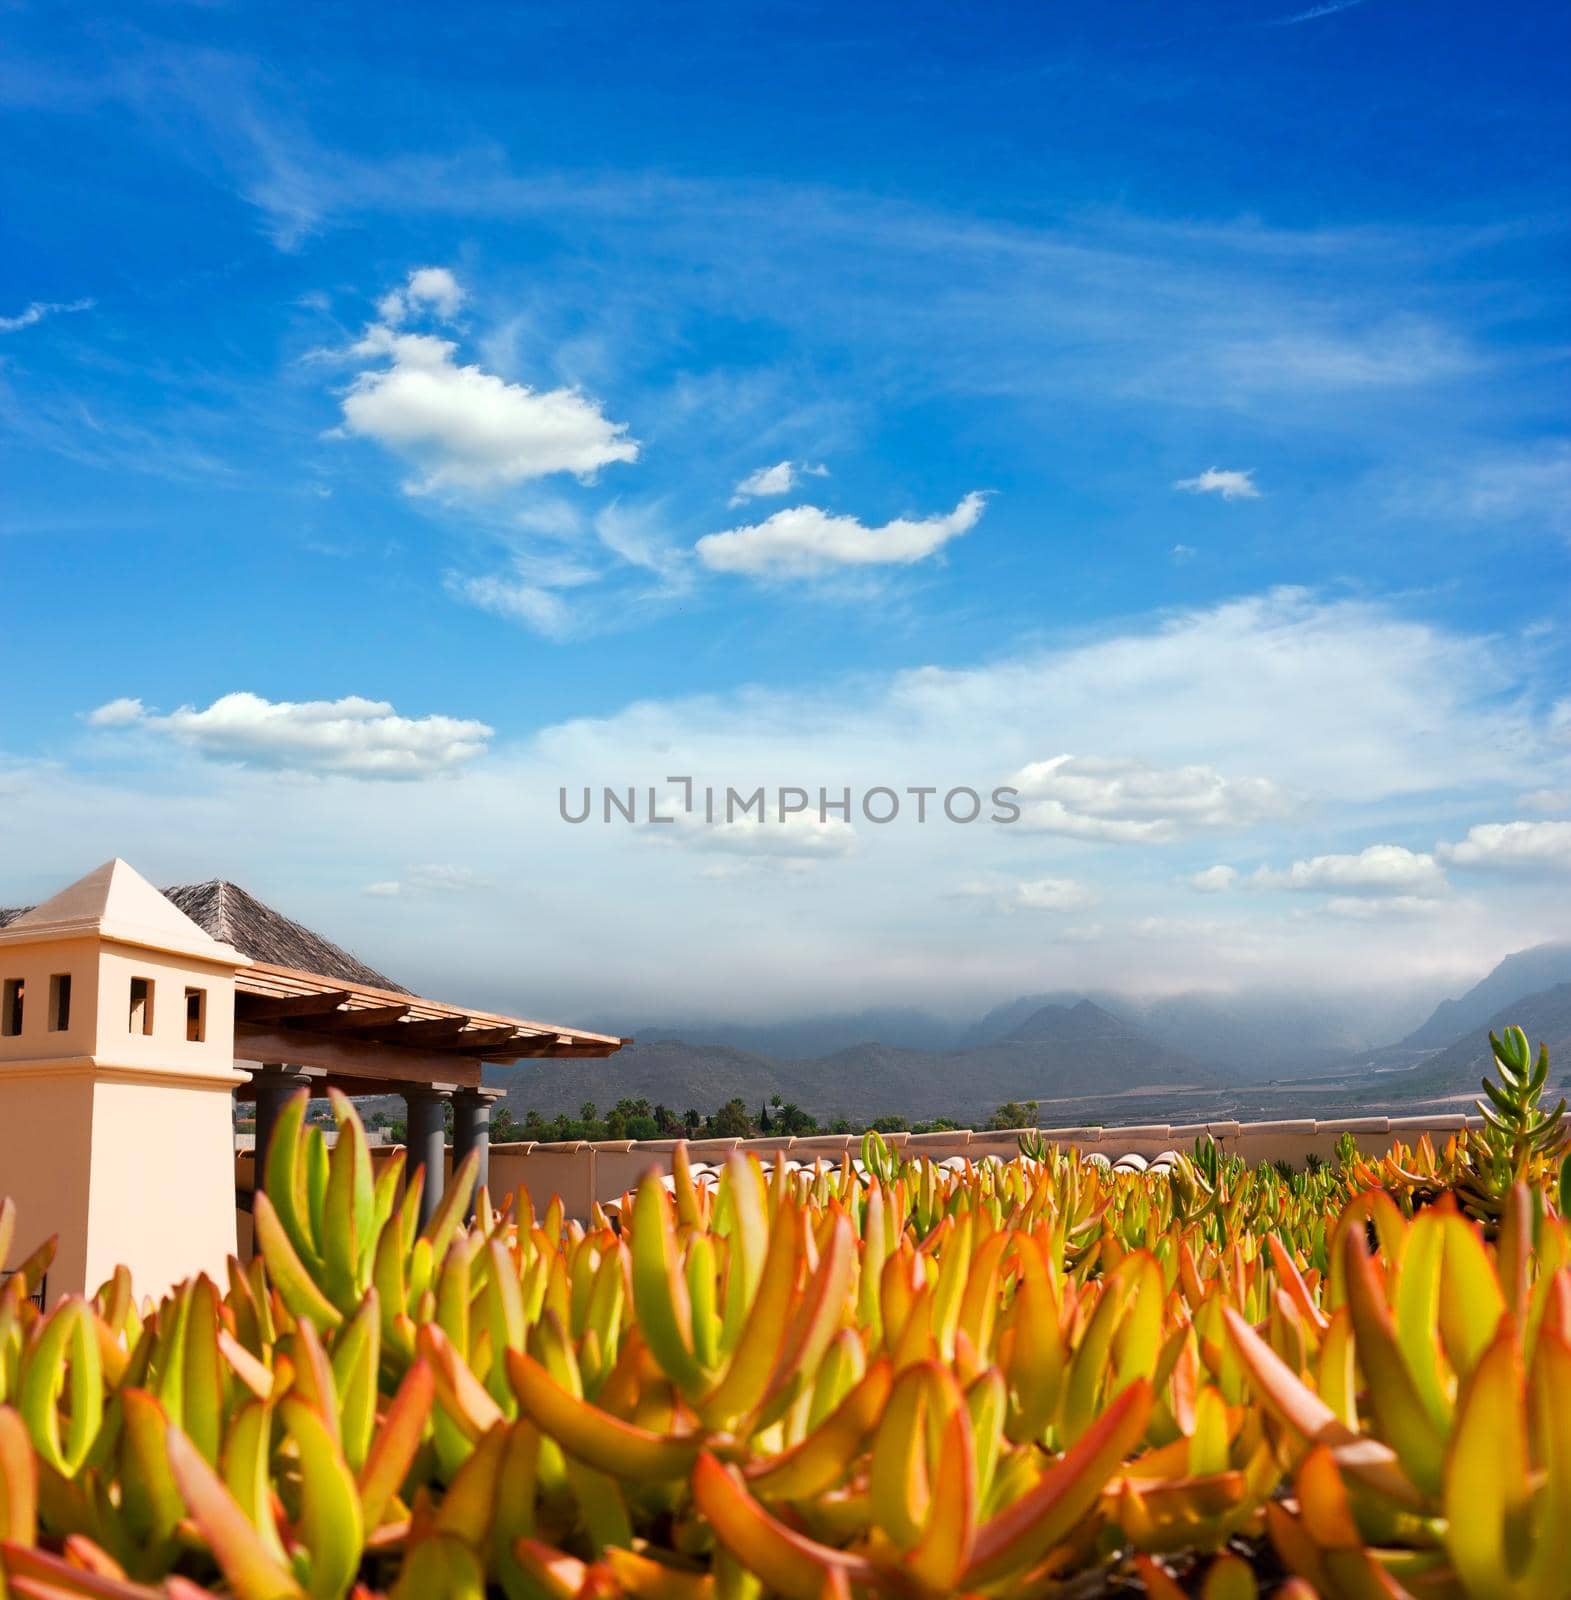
[[0, 1033, 1566, 1597]]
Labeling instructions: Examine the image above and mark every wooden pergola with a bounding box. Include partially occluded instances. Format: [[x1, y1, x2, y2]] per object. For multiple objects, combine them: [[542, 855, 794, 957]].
[[2, 868, 627, 1235], [235, 961, 626, 1224], [233, 959, 623, 1101]]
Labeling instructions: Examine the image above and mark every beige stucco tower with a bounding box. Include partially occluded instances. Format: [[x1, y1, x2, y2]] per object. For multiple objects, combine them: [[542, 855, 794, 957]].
[[0, 860, 249, 1307]]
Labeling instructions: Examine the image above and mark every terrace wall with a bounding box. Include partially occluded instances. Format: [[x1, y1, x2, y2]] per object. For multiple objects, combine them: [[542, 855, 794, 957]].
[[233, 1113, 1485, 1232], [488, 1113, 1484, 1217]]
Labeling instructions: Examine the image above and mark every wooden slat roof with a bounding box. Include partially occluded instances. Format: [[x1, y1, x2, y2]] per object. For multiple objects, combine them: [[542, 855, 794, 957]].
[[5, 878, 626, 1069], [235, 961, 625, 1060]]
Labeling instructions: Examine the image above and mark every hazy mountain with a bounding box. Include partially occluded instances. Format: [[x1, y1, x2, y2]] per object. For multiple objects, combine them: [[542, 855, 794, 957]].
[[1401, 982, 1571, 1100], [635, 1007, 967, 1059], [1399, 943, 1571, 1050], [966, 988, 1431, 1076], [503, 1000, 1226, 1124], [499, 956, 1571, 1128], [495, 1039, 792, 1123]]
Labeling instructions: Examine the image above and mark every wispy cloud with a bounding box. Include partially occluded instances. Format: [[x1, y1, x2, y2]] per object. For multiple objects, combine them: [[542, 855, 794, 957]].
[[365, 864, 488, 897], [1007, 755, 1287, 843], [1439, 820, 1571, 872], [0, 297, 93, 333], [954, 875, 1100, 914], [1271, 0, 1369, 25], [335, 274, 639, 495], [696, 493, 986, 578], [1174, 468, 1260, 501], [729, 460, 830, 506], [85, 692, 492, 779], [1245, 844, 1448, 897]]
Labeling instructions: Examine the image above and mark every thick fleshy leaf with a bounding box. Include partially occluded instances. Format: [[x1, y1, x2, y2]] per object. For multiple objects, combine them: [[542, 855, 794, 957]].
[[631, 1178, 708, 1396], [505, 1348, 702, 1481], [965, 1376, 1153, 1586], [0, 1543, 164, 1599], [746, 1361, 893, 1500], [1442, 1323, 1528, 1599], [279, 1396, 363, 1600], [19, 1301, 102, 1478], [904, 1371, 976, 1593], [388, 1533, 486, 1600], [0, 1406, 38, 1546], [262, 1092, 320, 1275], [691, 1454, 873, 1600], [1342, 1228, 1446, 1497], [417, 1325, 503, 1442], [1222, 1306, 1418, 1505], [252, 1195, 343, 1333], [358, 1358, 434, 1531], [222, 1399, 287, 1568], [165, 1422, 303, 1600], [329, 1293, 379, 1474], [116, 1391, 183, 1545]]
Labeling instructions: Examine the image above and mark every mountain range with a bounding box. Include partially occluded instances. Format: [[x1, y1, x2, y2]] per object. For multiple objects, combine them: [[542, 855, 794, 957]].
[[497, 942, 1571, 1128]]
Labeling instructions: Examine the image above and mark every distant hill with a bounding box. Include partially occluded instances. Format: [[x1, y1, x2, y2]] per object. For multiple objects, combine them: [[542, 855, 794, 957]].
[[1400, 943, 1571, 1050], [501, 999, 1227, 1125], [635, 1007, 967, 1059], [497, 1039, 793, 1123], [499, 951, 1571, 1127], [966, 988, 1418, 1077], [1400, 981, 1571, 1100]]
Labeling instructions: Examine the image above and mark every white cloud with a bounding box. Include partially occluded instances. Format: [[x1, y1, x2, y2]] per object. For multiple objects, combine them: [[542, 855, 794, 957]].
[[653, 803, 858, 869], [1132, 915, 1224, 940], [31, 589, 1561, 1018], [1248, 844, 1448, 896], [1174, 468, 1260, 501], [593, 502, 691, 592], [696, 492, 986, 577], [1387, 442, 1571, 538], [1214, 321, 1470, 392], [449, 571, 582, 640], [1322, 895, 1449, 920], [449, 504, 692, 640], [1519, 789, 1571, 814], [1008, 755, 1286, 843], [86, 692, 492, 780], [364, 864, 487, 897], [1171, 543, 1197, 563], [955, 876, 1099, 914], [1273, 0, 1368, 24], [85, 696, 147, 728], [729, 460, 830, 506], [336, 274, 638, 494], [377, 266, 464, 325], [1189, 864, 1239, 893], [0, 298, 93, 333], [1439, 821, 1571, 872]]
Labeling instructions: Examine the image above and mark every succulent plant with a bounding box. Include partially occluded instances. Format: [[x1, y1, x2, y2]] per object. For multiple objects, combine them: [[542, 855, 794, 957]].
[[0, 1041, 1565, 1598]]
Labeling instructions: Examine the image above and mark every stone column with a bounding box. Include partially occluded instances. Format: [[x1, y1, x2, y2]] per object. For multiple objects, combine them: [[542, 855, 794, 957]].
[[451, 1087, 505, 1218], [404, 1087, 452, 1231], [252, 1064, 312, 1187]]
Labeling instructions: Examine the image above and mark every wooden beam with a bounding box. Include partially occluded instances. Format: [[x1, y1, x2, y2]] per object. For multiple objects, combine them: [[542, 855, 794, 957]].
[[236, 1072, 460, 1102], [489, 1040, 624, 1060], [235, 1023, 483, 1089], [380, 1015, 472, 1044], [236, 961, 625, 1048], [311, 1003, 413, 1035], [236, 990, 352, 1023], [434, 1026, 519, 1053]]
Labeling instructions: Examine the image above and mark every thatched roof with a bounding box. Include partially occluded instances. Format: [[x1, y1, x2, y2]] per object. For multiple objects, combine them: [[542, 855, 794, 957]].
[[0, 880, 406, 993]]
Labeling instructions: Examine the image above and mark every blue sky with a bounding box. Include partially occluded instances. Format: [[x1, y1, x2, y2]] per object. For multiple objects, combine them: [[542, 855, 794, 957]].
[[2, 0, 1568, 1030]]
